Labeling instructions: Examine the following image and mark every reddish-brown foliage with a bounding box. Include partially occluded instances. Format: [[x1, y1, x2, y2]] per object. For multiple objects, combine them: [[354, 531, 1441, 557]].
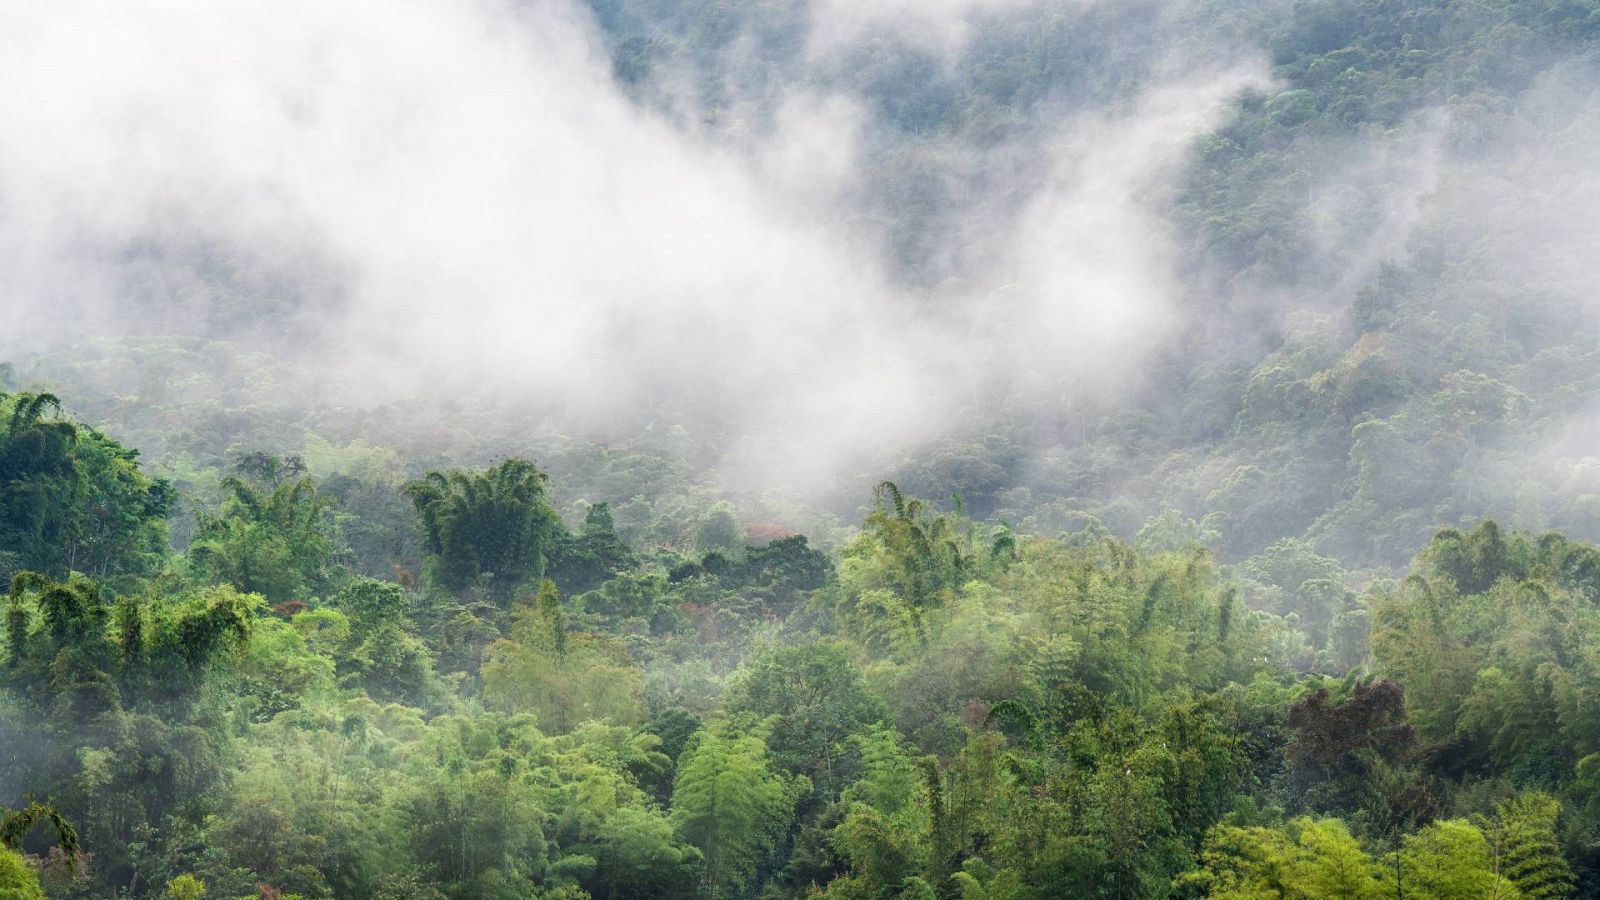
[[744, 523, 796, 546], [270, 600, 308, 620]]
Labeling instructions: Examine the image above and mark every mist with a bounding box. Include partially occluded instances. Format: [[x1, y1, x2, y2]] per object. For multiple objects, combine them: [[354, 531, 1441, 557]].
[[3, 0, 1596, 557], [0, 0, 1267, 493]]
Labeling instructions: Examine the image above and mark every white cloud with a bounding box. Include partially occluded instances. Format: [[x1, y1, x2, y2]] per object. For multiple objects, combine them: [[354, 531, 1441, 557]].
[[0, 0, 1265, 489]]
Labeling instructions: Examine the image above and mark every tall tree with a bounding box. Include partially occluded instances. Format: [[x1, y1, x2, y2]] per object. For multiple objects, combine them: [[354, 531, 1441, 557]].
[[547, 502, 638, 596], [671, 726, 800, 898], [858, 482, 971, 610], [404, 459, 564, 603], [0, 393, 171, 588], [190, 456, 338, 602], [1489, 792, 1575, 900]]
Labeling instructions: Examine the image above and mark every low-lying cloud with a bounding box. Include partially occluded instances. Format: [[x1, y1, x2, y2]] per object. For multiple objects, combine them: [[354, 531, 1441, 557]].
[[0, 0, 1267, 489]]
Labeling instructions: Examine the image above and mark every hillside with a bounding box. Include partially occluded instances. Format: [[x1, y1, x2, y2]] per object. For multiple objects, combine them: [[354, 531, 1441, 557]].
[[3, 1, 1600, 898]]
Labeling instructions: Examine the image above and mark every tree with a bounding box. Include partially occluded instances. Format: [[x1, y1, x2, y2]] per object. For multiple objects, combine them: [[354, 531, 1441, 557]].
[[1488, 792, 1574, 900], [1179, 823, 1295, 898], [0, 848, 44, 900], [0, 803, 78, 867], [165, 874, 207, 899], [1183, 818, 1383, 900], [670, 726, 801, 897], [547, 503, 638, 596], [1284, 818, 1381, 898], [693, 503, 744, 559], [190, 457, 339, 602], [482, 581, 644, 733], [0, 394, 81, 583], [0, 392, 171, 588], [329, 578, 439, 706], [1373, 525, 1600, 780], [5, 572, 251, 715], [332, 577, 408, 633], [405, 459, 564, 603], [729, 535, 832, 617], [856, 483, 972, 610], [1378, 819, 1519, 900], [62, 427, 175, 585], [724, 643, 886, 797]]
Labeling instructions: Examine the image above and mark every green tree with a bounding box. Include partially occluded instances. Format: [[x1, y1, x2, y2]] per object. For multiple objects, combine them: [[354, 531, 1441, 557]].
[[482, 581, 644, 733], [1285, 818, 1381, 898], [1488, 793, 1574, 900], [164, 873, 206, 899], [547, 502, 638, 596], [190, 458, 339, 602], [325, 578, 440, 706], [0, 392, 171, 588], [693, 502, 744, 559], [405, 459, 564, 603], [1377, 819, 1519, 900], [1373, 524, 1600, 780], [670, 726, 801, 897], [730, 534, 832, 617], [724, 642, 886, 796], [0, 848, 43, 900], [1183, 818, 1383, 899], [0, 802, 78, 866], [5, 572, 251, 715], [857, 482, 972, 610]]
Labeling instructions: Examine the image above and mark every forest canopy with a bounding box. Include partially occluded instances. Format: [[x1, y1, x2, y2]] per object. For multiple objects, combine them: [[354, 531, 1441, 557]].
[[2, 394, 1599, 897]]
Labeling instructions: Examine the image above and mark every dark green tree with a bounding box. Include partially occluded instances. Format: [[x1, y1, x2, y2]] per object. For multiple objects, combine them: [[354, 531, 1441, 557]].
[[404, 459, 565, 603], [725, 642, 886, 798], [547, 502, 638, 596], [0, 802, 78, 867], [0, 393, 171, 588]]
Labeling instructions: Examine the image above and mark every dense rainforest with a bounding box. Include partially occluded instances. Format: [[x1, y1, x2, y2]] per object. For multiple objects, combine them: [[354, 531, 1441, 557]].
[[5, 0, 1600, 898], [5, 392, 1600, 900]]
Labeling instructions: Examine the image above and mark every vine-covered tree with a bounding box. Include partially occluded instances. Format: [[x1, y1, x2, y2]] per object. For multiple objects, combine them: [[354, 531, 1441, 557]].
[[4, 572, 251, 715]]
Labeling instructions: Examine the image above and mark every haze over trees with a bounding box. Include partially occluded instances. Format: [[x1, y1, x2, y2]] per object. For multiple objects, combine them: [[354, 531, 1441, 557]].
[[3, 0, 1600, 898]]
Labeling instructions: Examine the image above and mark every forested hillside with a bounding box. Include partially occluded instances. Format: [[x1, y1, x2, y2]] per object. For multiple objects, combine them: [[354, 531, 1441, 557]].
[[10, 0, 1600, 566], [4, 394, 1600, 898], [5, 0, 1600, 897]]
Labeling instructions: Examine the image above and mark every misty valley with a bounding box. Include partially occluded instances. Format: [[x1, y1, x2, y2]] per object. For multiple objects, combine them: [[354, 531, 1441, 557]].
[[5, 0, 1600, 898]]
